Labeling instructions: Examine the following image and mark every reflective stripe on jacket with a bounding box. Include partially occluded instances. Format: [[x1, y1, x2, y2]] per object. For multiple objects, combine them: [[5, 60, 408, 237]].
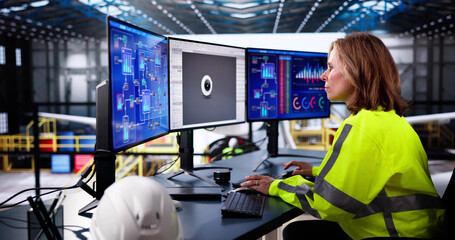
[[269, 109, 445, 239]]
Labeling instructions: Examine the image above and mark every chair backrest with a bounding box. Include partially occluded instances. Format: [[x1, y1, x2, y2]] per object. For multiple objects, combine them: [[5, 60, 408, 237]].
[[442, 166, 455, 238]]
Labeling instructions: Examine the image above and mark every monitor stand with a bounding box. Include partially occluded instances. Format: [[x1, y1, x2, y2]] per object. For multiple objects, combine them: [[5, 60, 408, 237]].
[[79, 81, 116, 216], [252, 121, 323, 171], [78, 150, 116, 216], [167, 130, 231, 189]]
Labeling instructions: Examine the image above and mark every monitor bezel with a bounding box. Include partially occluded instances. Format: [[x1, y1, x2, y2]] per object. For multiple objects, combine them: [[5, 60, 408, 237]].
[[107, 16, 170, 152], [167, 37, 246, 132], [245, 47, 330, 122]]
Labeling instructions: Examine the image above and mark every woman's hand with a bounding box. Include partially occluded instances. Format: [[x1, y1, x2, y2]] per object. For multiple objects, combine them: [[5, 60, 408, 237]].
[[240, 175, 275, 195], [283, 161, 313, 177]]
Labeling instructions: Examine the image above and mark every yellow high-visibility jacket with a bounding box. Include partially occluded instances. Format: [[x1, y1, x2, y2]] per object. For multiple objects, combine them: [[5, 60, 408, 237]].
[[269, 108, 446, 239]]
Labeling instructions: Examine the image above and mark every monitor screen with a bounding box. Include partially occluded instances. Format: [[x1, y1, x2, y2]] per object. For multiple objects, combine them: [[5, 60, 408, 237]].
[[247, 48, 330, 121], [108, 16, 169, 152], [168, 38, 246, 131]]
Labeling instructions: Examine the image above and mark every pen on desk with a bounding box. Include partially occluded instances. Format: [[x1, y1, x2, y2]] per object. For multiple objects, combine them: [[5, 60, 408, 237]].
[[48, 191, 62, 215], [53, 193, 66, 215]]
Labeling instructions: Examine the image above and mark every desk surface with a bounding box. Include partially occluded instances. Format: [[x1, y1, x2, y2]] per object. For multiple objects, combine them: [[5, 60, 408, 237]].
[[0, 148, 325, 240], [154, 148, 325, 240]]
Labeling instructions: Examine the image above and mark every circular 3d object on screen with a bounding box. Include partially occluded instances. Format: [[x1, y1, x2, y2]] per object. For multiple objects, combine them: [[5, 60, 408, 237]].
[[201, 75, 213, 97]]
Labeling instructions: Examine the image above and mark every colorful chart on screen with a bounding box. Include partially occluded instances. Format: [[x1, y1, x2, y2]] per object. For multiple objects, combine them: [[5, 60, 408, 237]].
[[247, 49, 330, 121]]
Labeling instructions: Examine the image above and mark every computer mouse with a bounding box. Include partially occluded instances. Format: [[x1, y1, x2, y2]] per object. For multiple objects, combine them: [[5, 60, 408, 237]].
[[281, 170, 294, 179], [234, 187, 260, 194]]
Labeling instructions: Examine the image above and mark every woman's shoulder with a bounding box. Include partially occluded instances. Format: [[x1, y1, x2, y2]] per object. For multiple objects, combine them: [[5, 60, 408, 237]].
[[345, 108, 404, 131]]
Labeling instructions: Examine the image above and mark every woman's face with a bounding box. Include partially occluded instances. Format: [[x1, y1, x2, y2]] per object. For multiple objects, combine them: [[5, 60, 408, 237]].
[[321, 47, 354, 102]]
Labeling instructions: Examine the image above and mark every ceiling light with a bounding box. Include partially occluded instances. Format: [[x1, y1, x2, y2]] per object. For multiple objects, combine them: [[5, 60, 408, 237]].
[[231, 13, 257, 19], [11, 4, 28, 12], [273, 0, 286, 33], [223, 3, 259, 9], [78, 0, 103, 6], [30, 0, 49, 8], [296, 0, 321, 33], [187, 0, 216, 34], [151, 1, 193, 34]]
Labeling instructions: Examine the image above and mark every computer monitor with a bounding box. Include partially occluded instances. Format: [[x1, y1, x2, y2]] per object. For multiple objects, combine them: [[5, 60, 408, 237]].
[[168, 37, 246, 131], [246, 48, 330, 170], [108, 17, 169, 152], [167, 38, 245, 186], [247, 48, 329, 121], [79, 16, 170, 215]]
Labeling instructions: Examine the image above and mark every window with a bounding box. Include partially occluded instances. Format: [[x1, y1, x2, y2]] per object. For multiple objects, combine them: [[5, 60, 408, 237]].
[[0, 112, 8, 134], [15, 48, 22, 66], [0, 46, 5, 65]]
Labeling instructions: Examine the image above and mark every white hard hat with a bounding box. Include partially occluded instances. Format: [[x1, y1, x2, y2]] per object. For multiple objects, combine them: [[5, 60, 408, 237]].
[[90, 176, 183, 240]]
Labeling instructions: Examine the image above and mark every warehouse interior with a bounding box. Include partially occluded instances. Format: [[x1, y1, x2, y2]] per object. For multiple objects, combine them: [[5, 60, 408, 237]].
[[0, 0, 455, 239]]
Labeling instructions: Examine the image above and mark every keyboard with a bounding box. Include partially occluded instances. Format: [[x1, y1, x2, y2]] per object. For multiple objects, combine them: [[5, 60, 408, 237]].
[[221, 191, 266, 217]]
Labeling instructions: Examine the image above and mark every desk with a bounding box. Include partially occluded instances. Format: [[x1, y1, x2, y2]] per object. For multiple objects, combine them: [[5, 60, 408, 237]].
[[0, 148, 325, 240], [154, 148, 325, 240]]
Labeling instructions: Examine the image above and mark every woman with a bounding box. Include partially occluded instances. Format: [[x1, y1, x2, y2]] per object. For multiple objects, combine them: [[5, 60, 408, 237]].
[[241, 32, 446, 239]]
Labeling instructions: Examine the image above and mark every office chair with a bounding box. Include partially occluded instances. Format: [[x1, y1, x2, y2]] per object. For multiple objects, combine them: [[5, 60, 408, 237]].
[[441, 164, 455, 239]]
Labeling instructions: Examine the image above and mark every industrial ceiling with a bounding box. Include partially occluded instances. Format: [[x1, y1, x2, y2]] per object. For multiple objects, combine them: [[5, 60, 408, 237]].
[[0, 0, 454, 42]]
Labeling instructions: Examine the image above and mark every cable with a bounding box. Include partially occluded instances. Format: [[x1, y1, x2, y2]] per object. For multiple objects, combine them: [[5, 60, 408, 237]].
[[0, 160, 96, 209], [0, 187, 77, 209], [153, 156, 180, 176], [154, 156, 180, 175]]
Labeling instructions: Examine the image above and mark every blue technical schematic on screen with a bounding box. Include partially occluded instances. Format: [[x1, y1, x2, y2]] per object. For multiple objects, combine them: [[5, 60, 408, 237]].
[[108, 18, 169, 151], [247, 49, 330, 121]]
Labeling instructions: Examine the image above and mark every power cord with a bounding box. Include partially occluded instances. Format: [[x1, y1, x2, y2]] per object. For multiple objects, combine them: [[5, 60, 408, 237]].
[[153, 156, 181, 176], [0, 161, 95, 209]]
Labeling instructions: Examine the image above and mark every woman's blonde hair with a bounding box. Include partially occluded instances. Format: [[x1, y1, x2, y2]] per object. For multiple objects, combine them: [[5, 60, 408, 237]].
[[330, 32, 408, 116]]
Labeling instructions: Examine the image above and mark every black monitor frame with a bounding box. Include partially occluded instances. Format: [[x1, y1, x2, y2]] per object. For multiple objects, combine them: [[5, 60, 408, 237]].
[[107, 16, 169, 153], [167, 38, 246, 186], [79, 16, 170, 214], [246, 48, 330, 171], [167, 37, 246, 132]]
